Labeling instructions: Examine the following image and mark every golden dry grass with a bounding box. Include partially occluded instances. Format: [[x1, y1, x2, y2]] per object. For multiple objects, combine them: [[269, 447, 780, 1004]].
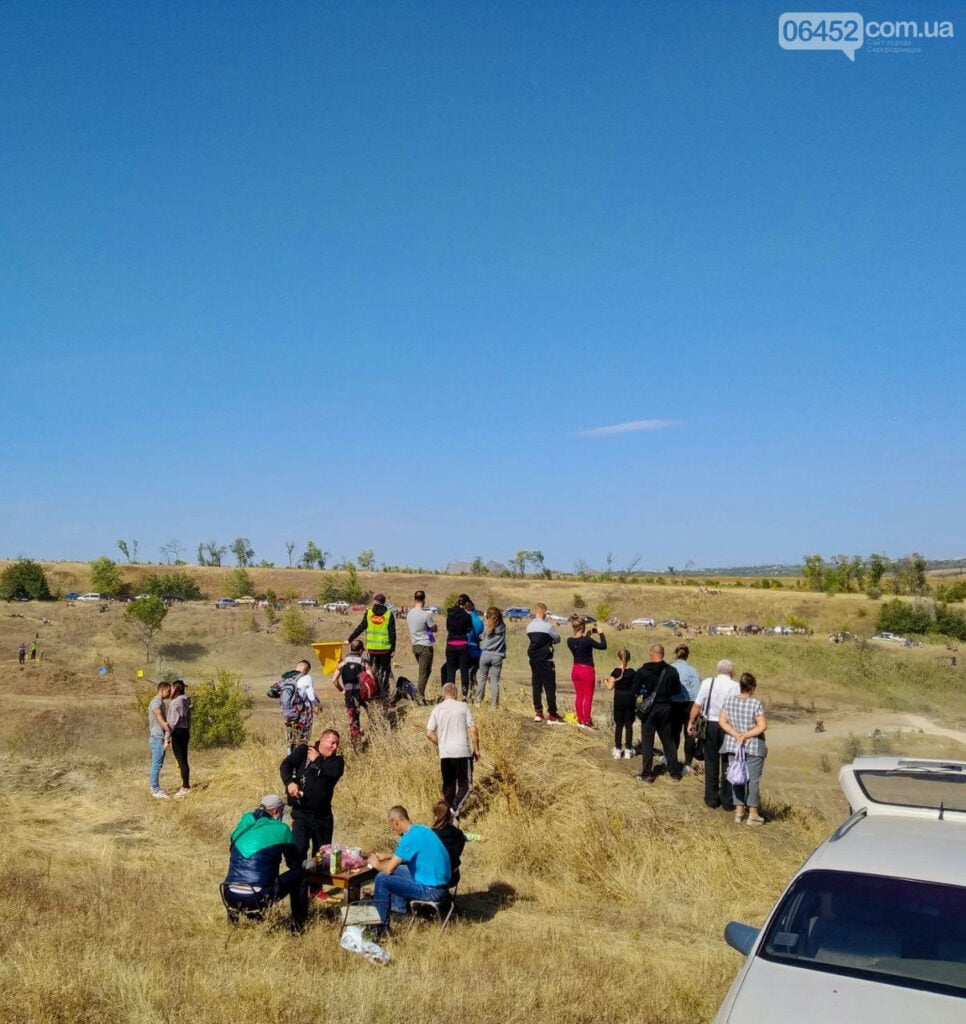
[[1, 583, 965, 1024]]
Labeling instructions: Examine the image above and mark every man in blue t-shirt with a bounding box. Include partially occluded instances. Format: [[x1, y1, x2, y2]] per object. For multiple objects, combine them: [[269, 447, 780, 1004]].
[[367, 805, 451, 923]]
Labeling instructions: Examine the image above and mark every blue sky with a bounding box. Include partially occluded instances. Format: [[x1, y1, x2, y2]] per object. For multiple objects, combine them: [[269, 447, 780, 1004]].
[[2, 2, 963, 572]]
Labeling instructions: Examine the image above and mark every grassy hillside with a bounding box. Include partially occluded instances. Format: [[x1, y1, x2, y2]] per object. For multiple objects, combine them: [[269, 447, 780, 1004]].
[[1, 582, 964, 1024]]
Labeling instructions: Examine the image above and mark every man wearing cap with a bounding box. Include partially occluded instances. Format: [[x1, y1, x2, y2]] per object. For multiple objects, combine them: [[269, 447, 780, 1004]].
[[367, 805, 451, 925], [222, 794, 310, 931], [279, 729, 345, 860], [405, 590, 436, 704], [348, 593, 396, 699]]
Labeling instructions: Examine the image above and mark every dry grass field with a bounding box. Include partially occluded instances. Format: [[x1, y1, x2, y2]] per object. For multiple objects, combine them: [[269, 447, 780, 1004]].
[[1, 568, 965, 1024]]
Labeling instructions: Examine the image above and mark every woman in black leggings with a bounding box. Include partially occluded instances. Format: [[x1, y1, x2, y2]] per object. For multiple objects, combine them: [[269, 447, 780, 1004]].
[[604, 648, 637, 760], [444, 595, 474, 699], [166, 679, 193, 798]]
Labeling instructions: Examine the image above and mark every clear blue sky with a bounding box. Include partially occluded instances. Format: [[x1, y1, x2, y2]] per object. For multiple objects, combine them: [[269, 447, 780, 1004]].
[[2, 2, 963, 572]]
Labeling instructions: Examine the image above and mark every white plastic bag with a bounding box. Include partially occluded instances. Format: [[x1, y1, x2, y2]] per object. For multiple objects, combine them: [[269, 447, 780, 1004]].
[[726, 746, 749, 786], [339, 924, 391, 966]]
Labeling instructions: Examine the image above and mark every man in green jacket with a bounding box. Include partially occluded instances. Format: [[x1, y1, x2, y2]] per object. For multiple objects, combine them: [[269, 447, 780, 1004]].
[[222, 794, 309, 930]]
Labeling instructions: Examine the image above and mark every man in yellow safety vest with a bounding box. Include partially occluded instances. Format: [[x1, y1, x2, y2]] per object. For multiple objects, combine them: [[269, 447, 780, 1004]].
[[348, 593, 396, 698]]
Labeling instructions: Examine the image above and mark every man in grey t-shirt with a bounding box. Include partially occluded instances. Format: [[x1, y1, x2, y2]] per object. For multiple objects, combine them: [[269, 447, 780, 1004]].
[[406, 590, 437, 704], [426, 683, 479, 820]]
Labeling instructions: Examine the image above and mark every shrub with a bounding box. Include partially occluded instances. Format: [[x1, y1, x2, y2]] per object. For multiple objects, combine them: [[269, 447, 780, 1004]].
[[573, 592, 586, 609], [279, 603, 309, 645], [225, 568, 254, 599], [317, 565, 366, 604], [595, 601, 612, 622], [876, 599, 932, 636], [191, 669, 253, 748], [0, 559, 52, 600], [90, 557, 124, 596], [142, 571, 203, 601]]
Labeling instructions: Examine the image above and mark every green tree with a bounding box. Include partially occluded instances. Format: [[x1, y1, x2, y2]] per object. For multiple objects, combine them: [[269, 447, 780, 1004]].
[[509, 551, 528, 577], [225, 568, 254, 599], [469, 555, 489, 576], [230, 537, 254, 567], [867, 553, 888, 589], [90, 557, 124, 596], [116, 539, 138, 563], [124, 595, 168, 659], [285, 541, 296, 567], [876, 599, 932, 636], [197, 541, 227, 567], [301, 541, 327, 570], [595, 601, 612, 622], [0, 559, 52, 601], [279, 603, 310, 645], [357, 548, 375, 571], [191, 668, 253, 748], [802, 554, 826, 591], [142, 571, 203, 601]]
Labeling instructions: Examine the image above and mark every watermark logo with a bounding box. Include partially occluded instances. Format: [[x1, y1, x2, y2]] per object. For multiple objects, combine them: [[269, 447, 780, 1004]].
[[779, 12, 954, 60]]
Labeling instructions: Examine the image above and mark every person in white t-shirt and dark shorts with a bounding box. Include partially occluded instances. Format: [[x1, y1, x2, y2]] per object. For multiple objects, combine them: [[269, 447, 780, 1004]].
[[426, 683, 480, 821]]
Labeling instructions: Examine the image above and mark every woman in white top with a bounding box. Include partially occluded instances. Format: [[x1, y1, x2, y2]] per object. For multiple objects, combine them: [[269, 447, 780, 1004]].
[[719, 672, 768, 825]]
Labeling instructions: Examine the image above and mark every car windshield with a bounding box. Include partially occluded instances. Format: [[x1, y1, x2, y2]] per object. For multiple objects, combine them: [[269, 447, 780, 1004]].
[[760, 869, 966, 998]]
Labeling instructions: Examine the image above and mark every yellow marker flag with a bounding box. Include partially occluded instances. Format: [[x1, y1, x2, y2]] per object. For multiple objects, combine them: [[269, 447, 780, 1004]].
[[136, 669, 144, 678]]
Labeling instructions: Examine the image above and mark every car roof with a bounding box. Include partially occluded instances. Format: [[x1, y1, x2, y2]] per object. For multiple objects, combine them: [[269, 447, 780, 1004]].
[[805, 813, 966, 887]]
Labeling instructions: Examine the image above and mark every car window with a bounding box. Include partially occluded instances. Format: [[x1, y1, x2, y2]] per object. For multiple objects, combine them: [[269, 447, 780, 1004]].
[[850, 764, 966, 814], [760, 869, 966, 998]]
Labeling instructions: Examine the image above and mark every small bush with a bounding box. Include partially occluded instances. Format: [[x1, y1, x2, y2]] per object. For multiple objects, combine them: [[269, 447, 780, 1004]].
[[142, 571, 203, 601], [573, 592, 586, 609], [191, 669, 253, 748], [279, 603, 309, 645], [225, 568, 254, 599], [841, 732, 863, 762], [595, 601, 611, 622]]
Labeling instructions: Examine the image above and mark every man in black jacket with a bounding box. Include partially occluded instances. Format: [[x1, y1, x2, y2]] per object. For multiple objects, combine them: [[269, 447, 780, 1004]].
[[634, 644, 682, 783], [279, 729, 346, 860]]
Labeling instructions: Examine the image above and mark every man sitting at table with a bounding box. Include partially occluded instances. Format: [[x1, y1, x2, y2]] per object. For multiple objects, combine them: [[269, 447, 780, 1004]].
[[367, 805, 452, 924], [222, 794, 310, 932]]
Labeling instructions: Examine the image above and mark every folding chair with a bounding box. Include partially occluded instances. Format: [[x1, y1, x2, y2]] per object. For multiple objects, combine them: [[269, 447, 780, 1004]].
[[408, 879, 458, 931]]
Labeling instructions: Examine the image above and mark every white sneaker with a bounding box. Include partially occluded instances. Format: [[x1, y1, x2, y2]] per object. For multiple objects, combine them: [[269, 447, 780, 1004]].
[[612, 747, 622, 759], [152, 790, 170, 799], [657, 755, 667, 767], [682, 765, 693, 776], [623, 749, 635, 759], [174, 788, 191, 799]]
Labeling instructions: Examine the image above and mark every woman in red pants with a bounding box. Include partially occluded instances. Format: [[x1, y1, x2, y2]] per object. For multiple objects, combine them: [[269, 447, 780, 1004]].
[[567, 616, 606, 730]]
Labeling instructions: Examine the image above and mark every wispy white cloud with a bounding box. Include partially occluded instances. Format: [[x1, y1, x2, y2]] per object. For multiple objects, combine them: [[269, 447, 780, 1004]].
[[576, 419, 679, 438]]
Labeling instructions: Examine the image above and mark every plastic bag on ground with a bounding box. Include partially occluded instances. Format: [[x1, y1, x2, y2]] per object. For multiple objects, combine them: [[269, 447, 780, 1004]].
[[340, 924, 391, 965]]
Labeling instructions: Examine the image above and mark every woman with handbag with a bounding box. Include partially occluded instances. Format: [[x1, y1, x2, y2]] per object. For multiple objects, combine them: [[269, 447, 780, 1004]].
[[719, 672, 768, 825]]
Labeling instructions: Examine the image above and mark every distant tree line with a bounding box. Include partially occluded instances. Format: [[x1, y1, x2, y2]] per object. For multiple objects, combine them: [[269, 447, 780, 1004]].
[[801, 553, 928, 597]]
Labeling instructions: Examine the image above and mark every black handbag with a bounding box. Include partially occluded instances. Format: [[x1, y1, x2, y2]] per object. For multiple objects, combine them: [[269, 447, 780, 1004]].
[[692, 676, 715, 740]]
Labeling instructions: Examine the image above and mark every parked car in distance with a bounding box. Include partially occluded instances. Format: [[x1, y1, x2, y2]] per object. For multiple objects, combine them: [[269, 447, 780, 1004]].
[[631, 616, 656, 627], [323, 601, 350, 612], [503, 607, 531, 620], [743, 623, 764, 634], [713, 757, 966, 1023], [427, 605, 442, 613], [661, 619, 687, 628], [214, 598, 238, 609], [871, 632, 907, 643], [76, 593, 103, 602], [546, 612, 569, 624], [709, 624, 737, 636], [576, 614, 597, 624], [65, 592, 80, 601], [296, 598, 318, 607]]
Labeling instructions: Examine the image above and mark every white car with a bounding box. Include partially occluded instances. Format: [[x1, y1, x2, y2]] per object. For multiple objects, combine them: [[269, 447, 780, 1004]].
[[631, 617, 656, 627], [546, 612, 569, 624], [322, 601, 349, 612], [871, 632, 907, 643], [713, 757, 966, 1022], [76, 593, 103, 602]]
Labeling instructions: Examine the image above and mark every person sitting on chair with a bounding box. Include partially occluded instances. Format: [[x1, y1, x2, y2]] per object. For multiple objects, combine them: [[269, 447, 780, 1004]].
[[222, 794, 309, 931], [367, 805, 451, 925]]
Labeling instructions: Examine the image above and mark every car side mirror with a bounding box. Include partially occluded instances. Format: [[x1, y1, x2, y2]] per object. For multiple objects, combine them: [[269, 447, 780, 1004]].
[[724, 921, 759, 956]]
